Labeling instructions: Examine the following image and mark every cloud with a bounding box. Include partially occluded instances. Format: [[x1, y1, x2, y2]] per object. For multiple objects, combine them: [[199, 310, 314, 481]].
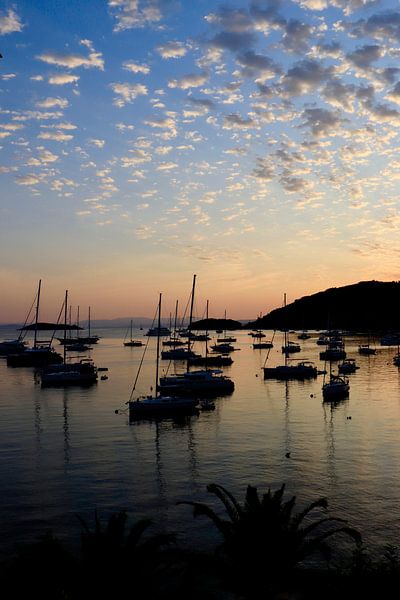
[[0, 8, 23, 35], [38, 149, 59, 163], [48, 74, 80, 85], [205, 6, 254, 32], [282, 19, 313, 54], [12, 110, 64, 121], [156, 41, 187, 58], [346, 44, 382, 69], [88, 138, 105, 148], [236, 50, 281, 81], [15, 174, 42, 186], [36, 41, 104, 70], [223, 113, 257, 129], [144, 116, 177, 137], [108, 0, 164, 31], [210, 31, 256, 52], [36, 97, 69, 109], [110, 82, 148, 106], [156, 161, 178, 170], [301, 107, 344, 137], [386, 81, 400, 105], [168, 72, 208, 90], [350, 11, 400, 41], [282, 59, 333, 96], [38, 131, 73, 142], [123, 60, 150, 74], [322, 79, 357, 111]]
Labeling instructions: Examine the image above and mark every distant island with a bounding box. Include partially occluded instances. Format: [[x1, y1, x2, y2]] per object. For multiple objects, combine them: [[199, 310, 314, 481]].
[[246, 280, 400, 331]]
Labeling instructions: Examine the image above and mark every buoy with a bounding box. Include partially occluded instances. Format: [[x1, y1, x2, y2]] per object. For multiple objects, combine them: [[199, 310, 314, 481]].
[[285, 452, 291, 458]]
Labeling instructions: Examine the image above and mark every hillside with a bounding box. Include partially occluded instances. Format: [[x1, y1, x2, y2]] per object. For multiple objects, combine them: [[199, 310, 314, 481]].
[[246, 281, 400, 331]]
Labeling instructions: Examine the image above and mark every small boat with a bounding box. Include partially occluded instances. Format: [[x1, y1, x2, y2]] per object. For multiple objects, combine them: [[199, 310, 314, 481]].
[[297, 331, 310, 340], [145, 326, 171, 337], [263, 361, 317, 380], [316, 335, 329, 345], [338, 358, 359, 374], [250, 330, 266, 339], [393, 354, 400, 366], [253, 341, 273, 349], [215, 336, 237, 343], [0, 339, 27, 356], [159, 369, 234, 396], [322, 374, 349, 400], [282, 341, 301, 354], [358, 344, 376, 355], [210, 342, 236, 353], [162, 338, 185, 347], [161, 347, 200, 360], [188, 354, 233, 367], [41, 358, 98, 387], [123, 320, 143, 347], [319, 345, 346, 361], [65, 341, 91, 352]]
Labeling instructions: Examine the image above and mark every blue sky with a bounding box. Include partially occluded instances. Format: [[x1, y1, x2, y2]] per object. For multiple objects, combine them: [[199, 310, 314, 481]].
[[1, 0, 400, 321]]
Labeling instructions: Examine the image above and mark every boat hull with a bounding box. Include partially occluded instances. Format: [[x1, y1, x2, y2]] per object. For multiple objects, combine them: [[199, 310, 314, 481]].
[[263, 365, 317, 380]]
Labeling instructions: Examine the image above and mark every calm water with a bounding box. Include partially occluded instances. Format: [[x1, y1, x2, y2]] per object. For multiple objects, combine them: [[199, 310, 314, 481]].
[[1, 327, 400, 560]]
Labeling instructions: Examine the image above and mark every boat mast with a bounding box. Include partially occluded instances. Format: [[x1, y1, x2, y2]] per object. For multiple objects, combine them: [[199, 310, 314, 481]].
[[284, 293, 288, 368], [34, 279, 42, 348], [63, 290, 68, 365], [205, 299, 209, 365], [188, 274, 196, 352], [88, 306, 91, 337], [173, 300, 178, 344], [155, 293, 162, 396]]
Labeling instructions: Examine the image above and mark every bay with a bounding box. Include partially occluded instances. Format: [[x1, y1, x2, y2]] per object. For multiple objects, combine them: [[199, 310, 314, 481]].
[[1, 327, 400, 560]]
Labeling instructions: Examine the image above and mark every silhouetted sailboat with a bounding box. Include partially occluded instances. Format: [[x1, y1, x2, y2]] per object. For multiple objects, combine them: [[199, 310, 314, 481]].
[[263, 294, 317, 380], [129, 293, 199, 418], [158, 276, 234, 396], [123, 320, 143, 347], [40, 291, 98, 386], [7, 280, 63, 367]]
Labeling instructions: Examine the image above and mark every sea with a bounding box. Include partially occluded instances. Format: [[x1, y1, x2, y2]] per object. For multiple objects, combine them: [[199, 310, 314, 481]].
[[1, 326, 400, 562]]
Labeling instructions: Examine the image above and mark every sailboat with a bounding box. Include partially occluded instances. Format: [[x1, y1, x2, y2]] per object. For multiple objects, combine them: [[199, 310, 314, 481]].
[[41, 291, 98, 387], [129, 293, 199, 418], [56, 306, 100, 345], [322, 368, 349, 400], [158, 276, 235, 396], [123, 320, 143, 347], [263, 294, 317, 380], [7, 280, 63, 367], [188, 300, 234, 367], [358, 332, 376, 355]]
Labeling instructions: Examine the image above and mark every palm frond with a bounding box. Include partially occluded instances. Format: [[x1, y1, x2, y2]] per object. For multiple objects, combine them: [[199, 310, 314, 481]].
[[291, 498, 329, 530], [207, 483, 243, 522], [178, 500, 233, 539]]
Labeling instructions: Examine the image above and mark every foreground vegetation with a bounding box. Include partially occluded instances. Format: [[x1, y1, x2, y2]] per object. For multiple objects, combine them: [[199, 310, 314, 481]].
[[1, 483, 400, 599]]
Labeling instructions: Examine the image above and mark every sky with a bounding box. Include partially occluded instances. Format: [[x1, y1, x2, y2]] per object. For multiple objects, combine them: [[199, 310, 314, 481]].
[[1, 0, 400, 323]]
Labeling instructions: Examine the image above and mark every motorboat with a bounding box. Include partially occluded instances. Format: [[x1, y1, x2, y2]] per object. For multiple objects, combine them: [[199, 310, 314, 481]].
[[159, 369, 234, 396], [338, 359, 359, 374], [263, 361, 317, 380], [41, 359, 98, 387]]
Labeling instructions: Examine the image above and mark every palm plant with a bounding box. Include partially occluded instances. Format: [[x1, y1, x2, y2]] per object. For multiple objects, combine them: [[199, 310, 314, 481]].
[[179, 483, 361, 595], [75, 511, 176, 598]]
